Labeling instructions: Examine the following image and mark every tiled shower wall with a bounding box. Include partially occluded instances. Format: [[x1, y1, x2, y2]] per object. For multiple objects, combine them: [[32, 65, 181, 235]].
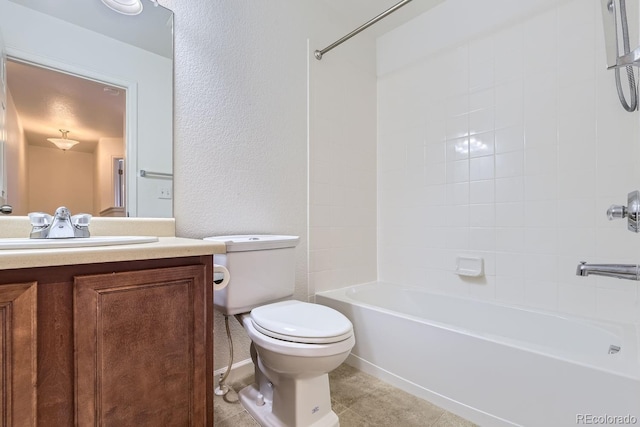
[[309, 37, 378, 297], [377, 0, 640, 322]]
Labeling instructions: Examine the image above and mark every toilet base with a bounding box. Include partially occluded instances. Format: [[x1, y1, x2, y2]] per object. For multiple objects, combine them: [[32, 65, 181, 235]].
[[239, 384, 340, 427]]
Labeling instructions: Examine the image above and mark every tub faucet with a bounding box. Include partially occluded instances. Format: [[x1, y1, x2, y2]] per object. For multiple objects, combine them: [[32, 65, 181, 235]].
[[28, 206, 92, 239], [576, 261, 640, 280]]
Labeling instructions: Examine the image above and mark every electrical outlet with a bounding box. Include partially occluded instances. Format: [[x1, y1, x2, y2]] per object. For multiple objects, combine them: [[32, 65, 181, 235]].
[[157, 185, 172, 199]]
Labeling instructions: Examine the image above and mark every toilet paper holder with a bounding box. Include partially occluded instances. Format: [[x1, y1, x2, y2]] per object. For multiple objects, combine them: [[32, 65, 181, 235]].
[[213, 264, 230, 290]]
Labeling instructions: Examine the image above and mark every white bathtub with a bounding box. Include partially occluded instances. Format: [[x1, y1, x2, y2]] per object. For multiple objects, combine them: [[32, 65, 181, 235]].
[[316, 282, 640, 427]]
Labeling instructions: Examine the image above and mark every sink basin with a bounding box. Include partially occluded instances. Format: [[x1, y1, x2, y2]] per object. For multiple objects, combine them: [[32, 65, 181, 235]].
[[0, 236, 159, 250]]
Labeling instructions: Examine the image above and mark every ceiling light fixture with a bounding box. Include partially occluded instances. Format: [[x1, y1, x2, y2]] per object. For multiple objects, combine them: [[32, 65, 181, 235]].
[[47, 129, 80, 151], [100, 0, 143, 16]]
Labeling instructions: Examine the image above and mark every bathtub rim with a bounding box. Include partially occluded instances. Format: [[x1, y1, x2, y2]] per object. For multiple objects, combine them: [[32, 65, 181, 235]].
[[316, 280, 640, 380]]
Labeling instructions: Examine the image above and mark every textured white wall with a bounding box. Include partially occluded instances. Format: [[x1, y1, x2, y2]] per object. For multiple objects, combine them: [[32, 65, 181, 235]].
[[168, 0, 309, 240], [377, 0, 640, 323], [165, 0, 308, 370], [163, 0, 377, 370]]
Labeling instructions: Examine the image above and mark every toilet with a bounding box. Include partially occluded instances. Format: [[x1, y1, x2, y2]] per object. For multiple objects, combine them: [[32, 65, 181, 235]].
[[205, 235, 355, 427]]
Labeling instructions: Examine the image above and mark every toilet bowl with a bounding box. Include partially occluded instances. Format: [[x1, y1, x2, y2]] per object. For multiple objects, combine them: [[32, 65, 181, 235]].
[[240, 301, 354, 427], [204, 235, 355, 427]]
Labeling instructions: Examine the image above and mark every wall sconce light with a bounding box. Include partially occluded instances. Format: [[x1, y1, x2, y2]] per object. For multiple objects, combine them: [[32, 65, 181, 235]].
[[47, 129, 79, 151]]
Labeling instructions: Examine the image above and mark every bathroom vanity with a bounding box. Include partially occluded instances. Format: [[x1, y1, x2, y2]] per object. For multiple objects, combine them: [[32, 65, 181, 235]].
[[0, 217, 224, 426]]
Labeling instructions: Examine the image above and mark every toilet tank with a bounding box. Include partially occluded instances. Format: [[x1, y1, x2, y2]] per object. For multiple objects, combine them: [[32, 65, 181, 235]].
[[204, 235, 300, 315]]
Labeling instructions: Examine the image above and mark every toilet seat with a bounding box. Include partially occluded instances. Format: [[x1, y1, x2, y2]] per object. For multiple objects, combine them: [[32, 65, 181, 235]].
[[250, 300, 353, 344]]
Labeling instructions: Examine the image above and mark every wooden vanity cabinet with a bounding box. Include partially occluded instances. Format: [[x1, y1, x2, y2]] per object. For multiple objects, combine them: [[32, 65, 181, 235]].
[[0, 255, 214, 427]]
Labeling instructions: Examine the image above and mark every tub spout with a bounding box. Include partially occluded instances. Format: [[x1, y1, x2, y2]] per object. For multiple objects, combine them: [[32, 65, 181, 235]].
[[576, 261, 640, 280]]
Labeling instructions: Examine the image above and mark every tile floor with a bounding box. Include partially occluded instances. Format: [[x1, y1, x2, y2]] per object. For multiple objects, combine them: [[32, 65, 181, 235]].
[[213, 363, 477, 426]]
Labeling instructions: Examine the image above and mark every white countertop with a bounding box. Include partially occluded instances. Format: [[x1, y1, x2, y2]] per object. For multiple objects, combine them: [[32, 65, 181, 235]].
[[0, 217, 226, 270]]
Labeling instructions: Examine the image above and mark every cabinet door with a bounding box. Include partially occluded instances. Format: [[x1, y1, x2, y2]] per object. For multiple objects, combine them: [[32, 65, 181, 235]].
[[74, 266, 207, 427], [0, 282, 37, 427]]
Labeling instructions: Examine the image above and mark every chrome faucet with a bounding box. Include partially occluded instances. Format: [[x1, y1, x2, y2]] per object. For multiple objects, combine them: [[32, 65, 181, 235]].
[[576, 261, 640, 280], [28, 206, 92, 239]]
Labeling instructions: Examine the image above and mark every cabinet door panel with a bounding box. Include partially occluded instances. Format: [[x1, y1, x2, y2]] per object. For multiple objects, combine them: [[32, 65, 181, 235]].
[[0, 282, 37, 427], [37, 280, 74, 426], [75, 266, 206, 427]]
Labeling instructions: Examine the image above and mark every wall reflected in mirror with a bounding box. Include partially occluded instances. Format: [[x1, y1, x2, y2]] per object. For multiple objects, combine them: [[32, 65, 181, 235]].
[[5, 59, 126, 216]]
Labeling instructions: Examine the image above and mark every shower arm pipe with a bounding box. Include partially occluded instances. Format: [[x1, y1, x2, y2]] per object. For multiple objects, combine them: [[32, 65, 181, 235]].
[[314, 0, 413, 60]]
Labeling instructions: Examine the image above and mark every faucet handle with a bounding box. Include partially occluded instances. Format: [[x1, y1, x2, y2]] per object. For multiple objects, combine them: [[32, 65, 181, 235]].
[[607, 204, 627, 220], [27, 212, 52, 227], [71, 214, 92, 227], [607, 190, 640, 232]]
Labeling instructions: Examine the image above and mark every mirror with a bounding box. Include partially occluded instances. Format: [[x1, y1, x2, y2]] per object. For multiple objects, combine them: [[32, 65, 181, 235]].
[[0, 0, 173, 217]]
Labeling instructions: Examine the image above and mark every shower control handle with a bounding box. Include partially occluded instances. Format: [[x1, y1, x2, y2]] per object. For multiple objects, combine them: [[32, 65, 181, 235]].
[[607, 205, 627, 220], [607, 190, 640, 232]]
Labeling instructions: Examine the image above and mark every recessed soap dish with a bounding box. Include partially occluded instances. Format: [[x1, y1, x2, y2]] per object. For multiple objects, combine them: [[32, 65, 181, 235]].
[[456, 256, 484, 277]]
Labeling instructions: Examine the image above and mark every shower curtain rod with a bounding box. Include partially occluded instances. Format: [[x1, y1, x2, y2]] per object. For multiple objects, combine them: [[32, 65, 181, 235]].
[[314, 0, 413, 60]]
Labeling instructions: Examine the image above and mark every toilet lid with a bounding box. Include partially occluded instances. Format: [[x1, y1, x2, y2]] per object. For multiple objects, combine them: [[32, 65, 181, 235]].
[[250, 300, 353, 344]]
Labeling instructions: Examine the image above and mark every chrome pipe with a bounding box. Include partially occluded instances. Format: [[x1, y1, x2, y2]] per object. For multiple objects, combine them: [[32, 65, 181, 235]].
[[314, 0, 413, 60]]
